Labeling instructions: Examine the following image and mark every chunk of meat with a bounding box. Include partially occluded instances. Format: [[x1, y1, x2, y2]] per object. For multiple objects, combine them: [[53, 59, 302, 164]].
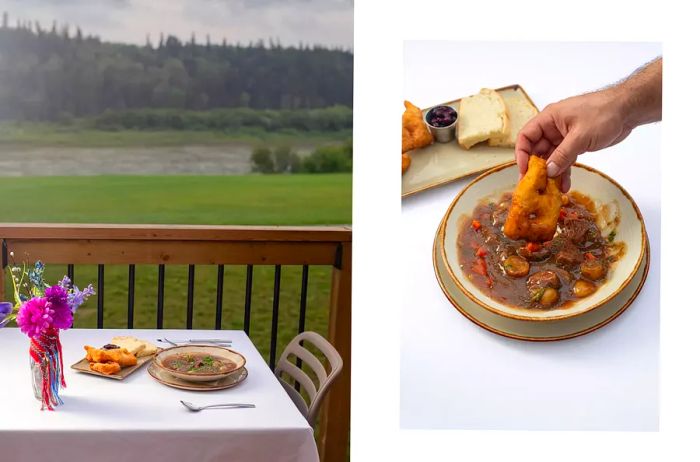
[[517, 245, 551, 261], [555, 243, 583, 269], [526, 270, 561, 290], [560, 217, 596, 245], [402, 100, 433, 152], [504, 156, 562, 242]]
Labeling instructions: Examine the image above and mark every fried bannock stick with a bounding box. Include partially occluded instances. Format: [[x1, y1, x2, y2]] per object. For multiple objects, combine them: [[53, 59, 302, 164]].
[[401, 153, 411, 174], [402, 100, 433, 153], [89, 361, 121, 375], [84, 346, 138, 367], [503, 156, 562, 242]]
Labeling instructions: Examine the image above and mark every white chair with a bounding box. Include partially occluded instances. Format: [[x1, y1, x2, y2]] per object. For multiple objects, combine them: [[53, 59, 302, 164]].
[[274, 331, 343, 425]]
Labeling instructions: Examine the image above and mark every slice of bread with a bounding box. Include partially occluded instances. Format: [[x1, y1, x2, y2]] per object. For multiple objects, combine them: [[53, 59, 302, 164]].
[[456, 88, 509, 150], [488, 88, 538, 148], [111, 336, 158, 357]]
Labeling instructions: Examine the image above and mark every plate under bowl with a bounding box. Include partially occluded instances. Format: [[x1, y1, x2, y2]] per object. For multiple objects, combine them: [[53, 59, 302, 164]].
[[441, 161, 647, 322], [148, 362, 248, 391], [154, 345, 246, 382]]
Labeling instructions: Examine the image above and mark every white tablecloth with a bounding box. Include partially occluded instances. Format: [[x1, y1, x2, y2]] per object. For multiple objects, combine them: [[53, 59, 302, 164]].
[[0, 329, 318, 462], [401, 42, 660, 430]]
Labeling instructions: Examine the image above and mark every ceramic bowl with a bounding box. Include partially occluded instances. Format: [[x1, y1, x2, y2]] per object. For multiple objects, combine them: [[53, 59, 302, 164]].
[[153, 345, 246, 382], [441, 161, 647, 322]]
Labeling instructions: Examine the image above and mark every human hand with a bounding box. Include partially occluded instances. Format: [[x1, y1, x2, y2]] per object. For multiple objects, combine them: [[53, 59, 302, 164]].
[[515, 89, 632, 192]]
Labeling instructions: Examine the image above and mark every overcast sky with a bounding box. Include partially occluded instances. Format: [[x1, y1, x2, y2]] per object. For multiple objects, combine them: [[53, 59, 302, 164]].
[[0, 0, 353, 49]]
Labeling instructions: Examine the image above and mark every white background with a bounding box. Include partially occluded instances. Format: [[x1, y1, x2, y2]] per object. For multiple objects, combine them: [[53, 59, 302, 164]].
[[353, 0, 700, 460], [401, 41, 660, 431]]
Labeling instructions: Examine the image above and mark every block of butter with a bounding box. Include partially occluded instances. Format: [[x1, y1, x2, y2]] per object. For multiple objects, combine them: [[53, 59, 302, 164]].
[[111, 336, 158, 357]]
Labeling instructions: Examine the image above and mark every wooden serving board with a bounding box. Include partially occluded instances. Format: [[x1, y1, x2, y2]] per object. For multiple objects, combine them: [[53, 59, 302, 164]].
[[402, 84, 538, 198], [71, 350, 160, 380]]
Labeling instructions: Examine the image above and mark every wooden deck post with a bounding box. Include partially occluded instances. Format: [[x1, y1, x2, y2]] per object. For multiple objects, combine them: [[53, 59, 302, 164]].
[[318, 241, 351, 462]]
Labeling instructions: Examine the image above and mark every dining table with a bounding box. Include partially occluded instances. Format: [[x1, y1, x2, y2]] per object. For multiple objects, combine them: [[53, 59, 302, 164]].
[[0, 328, 319, 462]]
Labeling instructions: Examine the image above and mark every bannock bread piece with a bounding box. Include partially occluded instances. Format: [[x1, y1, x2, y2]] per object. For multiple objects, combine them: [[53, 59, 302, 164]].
[[402, 100, 433, 153], [111, 336, 158, 357], [456, 88, 509, 150], [488, 88, 537, 148]]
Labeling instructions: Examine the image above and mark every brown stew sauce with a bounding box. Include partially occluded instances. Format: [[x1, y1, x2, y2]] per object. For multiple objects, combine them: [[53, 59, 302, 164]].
[[457, 191, 625, 309], [163, 352, 237, 374]]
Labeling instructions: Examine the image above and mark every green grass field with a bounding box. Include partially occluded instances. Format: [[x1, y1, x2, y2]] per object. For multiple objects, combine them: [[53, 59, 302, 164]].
[[0, 123, 351, 148], [0, 174, 351, 363]]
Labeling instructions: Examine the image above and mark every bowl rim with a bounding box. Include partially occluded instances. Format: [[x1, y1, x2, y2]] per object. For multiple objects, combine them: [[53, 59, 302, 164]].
[[440, 160, 648, 322], [154, 344, 246, 377]]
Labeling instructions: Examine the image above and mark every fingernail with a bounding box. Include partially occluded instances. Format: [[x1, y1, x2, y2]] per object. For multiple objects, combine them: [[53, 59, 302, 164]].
[[546, 161, 560, 177]]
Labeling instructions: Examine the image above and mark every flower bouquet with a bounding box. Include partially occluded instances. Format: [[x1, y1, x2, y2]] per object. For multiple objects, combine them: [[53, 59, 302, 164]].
[[1, 258, 94, 410]]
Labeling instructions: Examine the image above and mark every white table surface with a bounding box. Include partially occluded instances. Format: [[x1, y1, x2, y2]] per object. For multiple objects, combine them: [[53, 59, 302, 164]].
[[400, 41, 660, 431], [0, 328, 318, 462]]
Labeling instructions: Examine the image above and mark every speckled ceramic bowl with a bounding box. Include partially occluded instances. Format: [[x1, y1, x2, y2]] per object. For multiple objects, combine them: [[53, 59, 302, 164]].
[[154, 345, 246, 383], [440, 161, 647, 324]]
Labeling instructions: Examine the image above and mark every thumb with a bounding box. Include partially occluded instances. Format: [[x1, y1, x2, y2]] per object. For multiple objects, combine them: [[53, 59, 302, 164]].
[[546, 131, 587, 177]]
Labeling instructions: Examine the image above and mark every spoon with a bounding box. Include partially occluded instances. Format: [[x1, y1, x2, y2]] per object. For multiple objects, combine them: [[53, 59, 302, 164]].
[[180, 400, 255, 412]]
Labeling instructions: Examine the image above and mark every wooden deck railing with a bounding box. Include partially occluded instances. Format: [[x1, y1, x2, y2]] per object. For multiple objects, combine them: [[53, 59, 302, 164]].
[[0, 224, 351, 462]]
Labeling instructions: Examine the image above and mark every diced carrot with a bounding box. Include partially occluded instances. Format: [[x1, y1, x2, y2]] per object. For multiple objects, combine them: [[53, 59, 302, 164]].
[[584, 252, 596, 261], [472, 257, 488, 277], [526, 242, 541, 252], [471, 219, 481, 231], [559, 209, 566, 219], [476, 247, 488, 257]]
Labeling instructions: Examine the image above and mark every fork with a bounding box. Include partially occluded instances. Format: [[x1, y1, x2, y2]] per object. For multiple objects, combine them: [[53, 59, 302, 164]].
[[180, 400, 255, 412]]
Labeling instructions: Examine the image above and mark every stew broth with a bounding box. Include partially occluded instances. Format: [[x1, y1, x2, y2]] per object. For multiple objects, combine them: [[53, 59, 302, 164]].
[[457, 191, 625, 309], [163, 352, 237, 374]]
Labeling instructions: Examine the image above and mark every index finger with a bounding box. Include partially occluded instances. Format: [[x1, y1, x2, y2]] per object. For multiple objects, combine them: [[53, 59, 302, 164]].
[[515, 110, 564, 176]]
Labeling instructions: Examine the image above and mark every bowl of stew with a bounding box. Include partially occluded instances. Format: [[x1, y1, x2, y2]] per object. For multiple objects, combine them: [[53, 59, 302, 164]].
[[441, 161, 647, 322], [154, 345, 246, 382]]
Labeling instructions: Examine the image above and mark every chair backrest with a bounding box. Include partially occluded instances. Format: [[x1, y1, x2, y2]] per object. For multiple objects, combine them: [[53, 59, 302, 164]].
[[274, 331, 343, 425]]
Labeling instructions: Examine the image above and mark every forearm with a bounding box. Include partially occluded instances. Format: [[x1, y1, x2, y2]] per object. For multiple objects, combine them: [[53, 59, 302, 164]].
[[607, 57, 662, 128]]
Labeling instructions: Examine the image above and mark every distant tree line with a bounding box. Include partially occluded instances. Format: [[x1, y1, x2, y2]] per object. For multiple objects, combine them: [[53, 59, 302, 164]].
[[0, 13, 353, 121], [91, 106, 352, 132], [251, 141, 352, 174]]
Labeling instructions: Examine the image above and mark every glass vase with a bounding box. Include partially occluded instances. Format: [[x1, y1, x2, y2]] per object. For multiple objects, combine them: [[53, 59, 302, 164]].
[[29, 328, 66, 410]]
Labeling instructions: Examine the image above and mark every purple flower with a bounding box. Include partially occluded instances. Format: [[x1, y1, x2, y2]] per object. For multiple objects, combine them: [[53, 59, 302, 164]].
[[16, 297, 53, 338], [16, 296, 74, 338], [67, 284, 95, 312], [0, 302, 12, 318], [45, 285, 69, 305], [0, 302, 13, 327], [59, 276, 72, 290]]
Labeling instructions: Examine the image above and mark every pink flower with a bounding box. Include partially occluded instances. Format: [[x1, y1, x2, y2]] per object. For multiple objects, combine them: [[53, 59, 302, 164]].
[[16, 296, 73, 338]]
